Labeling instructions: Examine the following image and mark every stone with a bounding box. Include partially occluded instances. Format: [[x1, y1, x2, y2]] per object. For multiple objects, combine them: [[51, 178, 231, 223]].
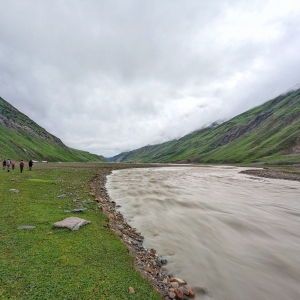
[[182, 287, 190, 296], [150, 248, 156, 256], [170, 282, 179, 289], [57, 194, 66, 198], [17, 225, 35, 229], [170, 277, 187, 285], [53, 217, 91, 231], [71, 208, 86, 213], [64, 209, 71, 213], [129, 286, 135, 294], [9, 189, 19, 193], [175, 289, 185, 299], [168, 291, 176, 299], [109, 213, 114, 219], [116, 231, 123, 237], [160, 259, 168, 265], [157, 273, 164, 281]]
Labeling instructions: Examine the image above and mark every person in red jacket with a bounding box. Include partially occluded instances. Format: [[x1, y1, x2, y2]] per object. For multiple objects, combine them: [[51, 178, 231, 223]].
[[19, 160, 25, 173], [11, 161, 15, 170]]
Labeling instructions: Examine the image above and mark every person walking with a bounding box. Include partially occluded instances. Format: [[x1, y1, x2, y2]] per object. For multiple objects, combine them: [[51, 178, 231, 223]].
[[11, 161, 15, 170], [28, 159, 33, 171], [2, 159, 6, 170], [6, 159, 11, 172], [20, 160, 25, 173]]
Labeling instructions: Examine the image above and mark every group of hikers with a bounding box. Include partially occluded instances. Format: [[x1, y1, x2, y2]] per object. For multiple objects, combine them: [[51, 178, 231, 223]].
[[2, 159, 33, 173]]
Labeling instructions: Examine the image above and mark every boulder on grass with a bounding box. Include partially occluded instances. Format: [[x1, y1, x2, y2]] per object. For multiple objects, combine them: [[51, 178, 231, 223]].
[[53, 217, 91, 231]]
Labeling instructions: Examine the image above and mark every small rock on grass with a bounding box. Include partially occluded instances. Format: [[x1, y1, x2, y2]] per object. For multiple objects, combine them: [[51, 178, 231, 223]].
[[71, 208, 86, 213], [17, 225, 35, 229], [53, 217, 91, 231], [129, 286, 135, 294], [9, 189, 19, 193], [57, 194, 66, 198]]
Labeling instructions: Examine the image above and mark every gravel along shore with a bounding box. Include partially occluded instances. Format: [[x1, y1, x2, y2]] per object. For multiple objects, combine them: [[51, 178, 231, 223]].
[[241, 166, 300, 182], [89, 168, 207, 300]]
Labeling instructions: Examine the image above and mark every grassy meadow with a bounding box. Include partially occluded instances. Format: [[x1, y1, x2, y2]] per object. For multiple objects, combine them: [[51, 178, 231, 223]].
[[0, 162, 162, 300]]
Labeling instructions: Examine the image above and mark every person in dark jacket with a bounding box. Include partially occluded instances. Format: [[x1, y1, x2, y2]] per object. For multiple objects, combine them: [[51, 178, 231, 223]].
[[20, 160, 25, 173], [2, 159, 6, 170], [28, 159, 33, 171]]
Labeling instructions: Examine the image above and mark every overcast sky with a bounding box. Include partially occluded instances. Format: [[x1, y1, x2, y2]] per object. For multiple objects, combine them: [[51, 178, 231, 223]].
[[1, 0, 300, 157]]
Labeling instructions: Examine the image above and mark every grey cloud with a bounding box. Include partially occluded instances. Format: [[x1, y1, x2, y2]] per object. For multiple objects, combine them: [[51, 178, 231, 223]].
[[1, 0, 300, 157]]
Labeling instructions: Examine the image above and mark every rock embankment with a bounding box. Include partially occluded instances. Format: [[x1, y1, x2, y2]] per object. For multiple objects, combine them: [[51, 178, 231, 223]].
[[89, 169, 206, 300], [241, 166, 300, 182]]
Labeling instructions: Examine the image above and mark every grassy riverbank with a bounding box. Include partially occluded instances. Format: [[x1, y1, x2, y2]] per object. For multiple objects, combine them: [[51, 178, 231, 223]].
[[0, 163, 163, 300]]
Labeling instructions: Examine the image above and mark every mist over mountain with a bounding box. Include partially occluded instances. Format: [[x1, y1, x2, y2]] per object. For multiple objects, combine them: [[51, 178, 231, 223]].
[[109, 88, 300, 165]]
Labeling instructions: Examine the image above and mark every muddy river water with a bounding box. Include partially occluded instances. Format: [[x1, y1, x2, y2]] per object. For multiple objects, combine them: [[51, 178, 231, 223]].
[[106, 166, 300, 300]]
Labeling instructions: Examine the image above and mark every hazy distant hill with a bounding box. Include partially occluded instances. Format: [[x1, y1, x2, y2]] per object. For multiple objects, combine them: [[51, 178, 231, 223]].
[[109, 88, 300, 165], [0, 97, 106, 162]]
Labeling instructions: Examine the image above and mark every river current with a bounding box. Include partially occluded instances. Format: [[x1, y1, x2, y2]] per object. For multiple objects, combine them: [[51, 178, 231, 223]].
[[106, 165, 300, 300]]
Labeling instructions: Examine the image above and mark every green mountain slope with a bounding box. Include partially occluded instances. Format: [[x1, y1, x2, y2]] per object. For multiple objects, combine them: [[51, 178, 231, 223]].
[[110, 88, 300, 164], [0, 97, 106, 162]]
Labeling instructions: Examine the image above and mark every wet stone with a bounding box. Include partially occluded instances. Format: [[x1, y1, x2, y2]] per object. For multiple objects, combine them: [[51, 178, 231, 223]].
[[170, 282, 179, 289]]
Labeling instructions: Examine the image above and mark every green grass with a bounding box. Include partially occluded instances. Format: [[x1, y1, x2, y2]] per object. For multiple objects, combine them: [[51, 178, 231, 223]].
[[0, 125, 105, 162], [0, 97, 106, 162], [0, 163, 163, 300]]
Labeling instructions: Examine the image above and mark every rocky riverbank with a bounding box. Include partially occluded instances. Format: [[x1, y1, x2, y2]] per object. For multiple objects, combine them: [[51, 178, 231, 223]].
[[241, 165, 300, 182], [88, 167, 207, 300]]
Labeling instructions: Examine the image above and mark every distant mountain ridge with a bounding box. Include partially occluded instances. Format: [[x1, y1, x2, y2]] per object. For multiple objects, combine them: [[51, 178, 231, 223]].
[[109, 88, 300, 164], [0, 96, 106, 162]]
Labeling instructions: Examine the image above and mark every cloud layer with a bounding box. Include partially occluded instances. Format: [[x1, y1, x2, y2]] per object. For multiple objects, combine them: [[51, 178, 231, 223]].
[[1, 0, 300, 157]]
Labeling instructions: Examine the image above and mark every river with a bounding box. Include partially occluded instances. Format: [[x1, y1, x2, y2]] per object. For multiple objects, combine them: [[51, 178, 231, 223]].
[[106, 165, 300, 300]]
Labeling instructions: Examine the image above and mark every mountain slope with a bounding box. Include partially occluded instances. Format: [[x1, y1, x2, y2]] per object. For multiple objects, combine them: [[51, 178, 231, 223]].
[[110, 88, 300, 164], [0, 97, 106, 162]]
